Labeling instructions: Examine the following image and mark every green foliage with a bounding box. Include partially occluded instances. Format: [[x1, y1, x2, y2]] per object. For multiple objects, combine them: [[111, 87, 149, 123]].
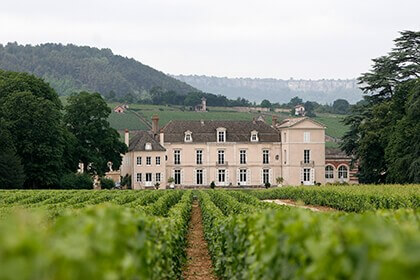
[[59, 173, 93, 189], [100, 177, 115, 189], [64, 92, 127, 176], [260, 99, 271, 108]]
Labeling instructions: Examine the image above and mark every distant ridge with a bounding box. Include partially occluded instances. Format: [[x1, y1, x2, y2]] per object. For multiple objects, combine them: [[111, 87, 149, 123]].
[[0, 42, 197, 97], [173, 75, 363, 104]]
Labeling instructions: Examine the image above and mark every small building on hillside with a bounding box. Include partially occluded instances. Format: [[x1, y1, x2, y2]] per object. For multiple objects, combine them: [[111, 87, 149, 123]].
[[294, 104, 305, 116], [114, 104, 129, 114], [325, 148, 358, 184], [195, 97, 207, 112]]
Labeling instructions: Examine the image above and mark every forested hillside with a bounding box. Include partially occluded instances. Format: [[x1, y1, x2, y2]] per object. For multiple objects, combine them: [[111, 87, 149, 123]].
[[0, 43, 197, 97]]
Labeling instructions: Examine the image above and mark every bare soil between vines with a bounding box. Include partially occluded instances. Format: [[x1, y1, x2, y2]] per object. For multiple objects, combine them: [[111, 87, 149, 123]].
[[182, 201, 218, 280]]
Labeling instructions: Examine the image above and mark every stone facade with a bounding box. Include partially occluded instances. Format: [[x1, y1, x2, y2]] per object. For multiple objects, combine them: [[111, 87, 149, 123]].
[[121, 115, 330, 189]]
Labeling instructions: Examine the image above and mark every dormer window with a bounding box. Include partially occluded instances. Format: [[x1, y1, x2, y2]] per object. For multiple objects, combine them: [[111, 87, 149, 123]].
[[184, 131, 193, 142], [145, 142, 152, 150], [217, 128, 226, 143], [251, 130, 259, 142]]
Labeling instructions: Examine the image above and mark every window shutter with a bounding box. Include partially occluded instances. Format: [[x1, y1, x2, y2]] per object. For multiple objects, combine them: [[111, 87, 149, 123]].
[[247, 169, 251, 186], [300, 168, 304, 183], [226, 169, 229, 185], [237, 169, 240, 185], [203, 169, 207, 185], [269, 169, 273, 184], [310, 168, 315, 183], [181, 169, 184, 185], [261, 169, 264, 184]]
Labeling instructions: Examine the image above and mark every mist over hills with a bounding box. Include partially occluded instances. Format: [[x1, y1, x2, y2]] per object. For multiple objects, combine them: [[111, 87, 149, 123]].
[[0, 43, 197, 97], [173, 75, 363, 104]]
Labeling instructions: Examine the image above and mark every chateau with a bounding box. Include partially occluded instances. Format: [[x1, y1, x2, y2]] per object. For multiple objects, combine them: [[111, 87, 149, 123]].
[[120, 115, 356, 189]]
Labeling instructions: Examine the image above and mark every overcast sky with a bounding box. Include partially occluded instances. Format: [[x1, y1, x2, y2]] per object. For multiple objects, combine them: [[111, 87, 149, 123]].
[[0, 0, 419, 79]]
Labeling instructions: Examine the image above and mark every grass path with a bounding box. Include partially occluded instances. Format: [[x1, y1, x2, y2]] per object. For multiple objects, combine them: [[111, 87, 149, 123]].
[[182, 201, 218, 280]]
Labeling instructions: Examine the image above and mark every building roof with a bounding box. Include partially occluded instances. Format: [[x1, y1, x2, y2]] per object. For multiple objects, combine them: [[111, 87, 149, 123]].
[[325, 148, 351, 159], [128, 131, 166, 152], [161, 120, 280, 143], [276, 117, 325, 128]]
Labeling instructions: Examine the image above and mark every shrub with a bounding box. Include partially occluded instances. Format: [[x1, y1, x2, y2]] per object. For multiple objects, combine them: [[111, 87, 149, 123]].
[[100, 177, 115, 189], [59, 173, 93, 189], [264, 182, 271, 189], [120, 174, 131, 189], [210, 181, 216, 189]]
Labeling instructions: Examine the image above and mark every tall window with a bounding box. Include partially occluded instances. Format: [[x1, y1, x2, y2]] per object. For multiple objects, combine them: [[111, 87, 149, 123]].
[[263, 150, 269, 164], [239, 169, 247, 183], [156, 156, 161, 165], [283, 150, 287, 164], [174, 150, 181, 165], [240, 150, 247, 164], [196, 150, 203, 164], [174, 169, 181, 184], [136, 156, 142, 165], [304, 132, 311, 143], [146, 156, 151, 166], [145, 173, 152, 182], [338, 165, 348, 179], [304, 150, 310, 163], [196, 169, 203, 185], [136, 173, 142, 182], [283, 132, 287, 142], [155, 173, 161, 182], [303, 168, 310, 181], [218, 150, 225, 164], [262, 169, 270, 184], [325, 165, 334, 179], [218, 131, 226, 142], [218, 169, 226, 182]]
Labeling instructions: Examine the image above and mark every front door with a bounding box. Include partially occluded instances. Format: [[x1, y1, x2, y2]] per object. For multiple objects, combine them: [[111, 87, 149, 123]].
[[303, 168, 312, 185]]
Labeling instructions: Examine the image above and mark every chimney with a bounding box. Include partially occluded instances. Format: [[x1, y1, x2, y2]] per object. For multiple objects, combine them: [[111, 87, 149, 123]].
[[272, 116, 278, 126], [124, 129, 129, 147], [152, 115, 159, 134], [159, 132, 164, 146]]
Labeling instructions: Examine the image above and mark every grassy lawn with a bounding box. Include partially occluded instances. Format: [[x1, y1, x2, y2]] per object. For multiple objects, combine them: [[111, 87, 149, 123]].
[[314, 113, 348, 139]]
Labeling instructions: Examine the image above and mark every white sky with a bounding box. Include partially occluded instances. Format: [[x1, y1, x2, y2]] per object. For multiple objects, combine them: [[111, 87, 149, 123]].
[[0, 0, 419, 79]]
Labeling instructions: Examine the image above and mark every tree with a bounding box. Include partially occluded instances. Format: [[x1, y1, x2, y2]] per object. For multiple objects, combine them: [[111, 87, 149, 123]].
[[332, 99, 350, 114], [304, 101, 316, 117], [288, 96, 303, 107], [64, 92, 127, 176], [2, 92, 66, 188], [0, 119, 25, 189], [341, 31, 420, 183], [260, 99, 272, 108]]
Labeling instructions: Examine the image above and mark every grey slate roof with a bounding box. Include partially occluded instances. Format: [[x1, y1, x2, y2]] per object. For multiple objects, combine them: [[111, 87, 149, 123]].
[[128, 131, 166, 152], [161, 120, 280, 143], [325, 148, 351, 159]]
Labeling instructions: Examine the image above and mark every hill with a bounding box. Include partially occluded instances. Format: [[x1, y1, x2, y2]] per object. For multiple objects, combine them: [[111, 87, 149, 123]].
[[0, 42, 197, 97], [173, 75, 363, 104]]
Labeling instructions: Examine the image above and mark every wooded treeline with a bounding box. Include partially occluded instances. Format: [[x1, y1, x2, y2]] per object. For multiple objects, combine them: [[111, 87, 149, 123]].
[[341, 31, 419, 184], [0, 70, 127, 189]]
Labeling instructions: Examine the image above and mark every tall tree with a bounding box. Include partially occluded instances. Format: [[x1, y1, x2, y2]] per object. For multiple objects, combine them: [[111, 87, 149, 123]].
[[64, 92, 127, 176], [341, 31, 420, 183]]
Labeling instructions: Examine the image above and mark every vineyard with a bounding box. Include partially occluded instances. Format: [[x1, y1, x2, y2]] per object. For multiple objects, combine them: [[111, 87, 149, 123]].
[[0, 185, 419, 279]]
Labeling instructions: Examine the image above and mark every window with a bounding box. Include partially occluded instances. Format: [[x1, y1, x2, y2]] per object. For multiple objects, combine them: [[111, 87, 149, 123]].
[[218, 150, 225, 164], [283, 150, 287, 164], [217, 130, 226, 142], [146, 156, 151, 166], [136, 156, 142, 165], [156, 156, 161, 165], [304, 132, 311, 143], [239, 150, 247, 164], [174, 150, 181, 165], [174, 170, 181, 184], [196, 169, 203, 185], [262, 169, 270, 184], [145, 142, 152, 150], [218, 169, 226, 182], [184, 131, 192, 142], [155, 173, 161, 182], [303, 168, 310, 181], [283, 132, 287, 142], [338, 165, 348, 179], [136, 173, 142, 182], [239, 169, 247, 183], [196, 150, 203, 164], [145, 173, 152, 182], [251, 131, 258, 142], [325, 165, 334, 179], [263, 150, 269, 164], [304, 150, 310, 163]]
